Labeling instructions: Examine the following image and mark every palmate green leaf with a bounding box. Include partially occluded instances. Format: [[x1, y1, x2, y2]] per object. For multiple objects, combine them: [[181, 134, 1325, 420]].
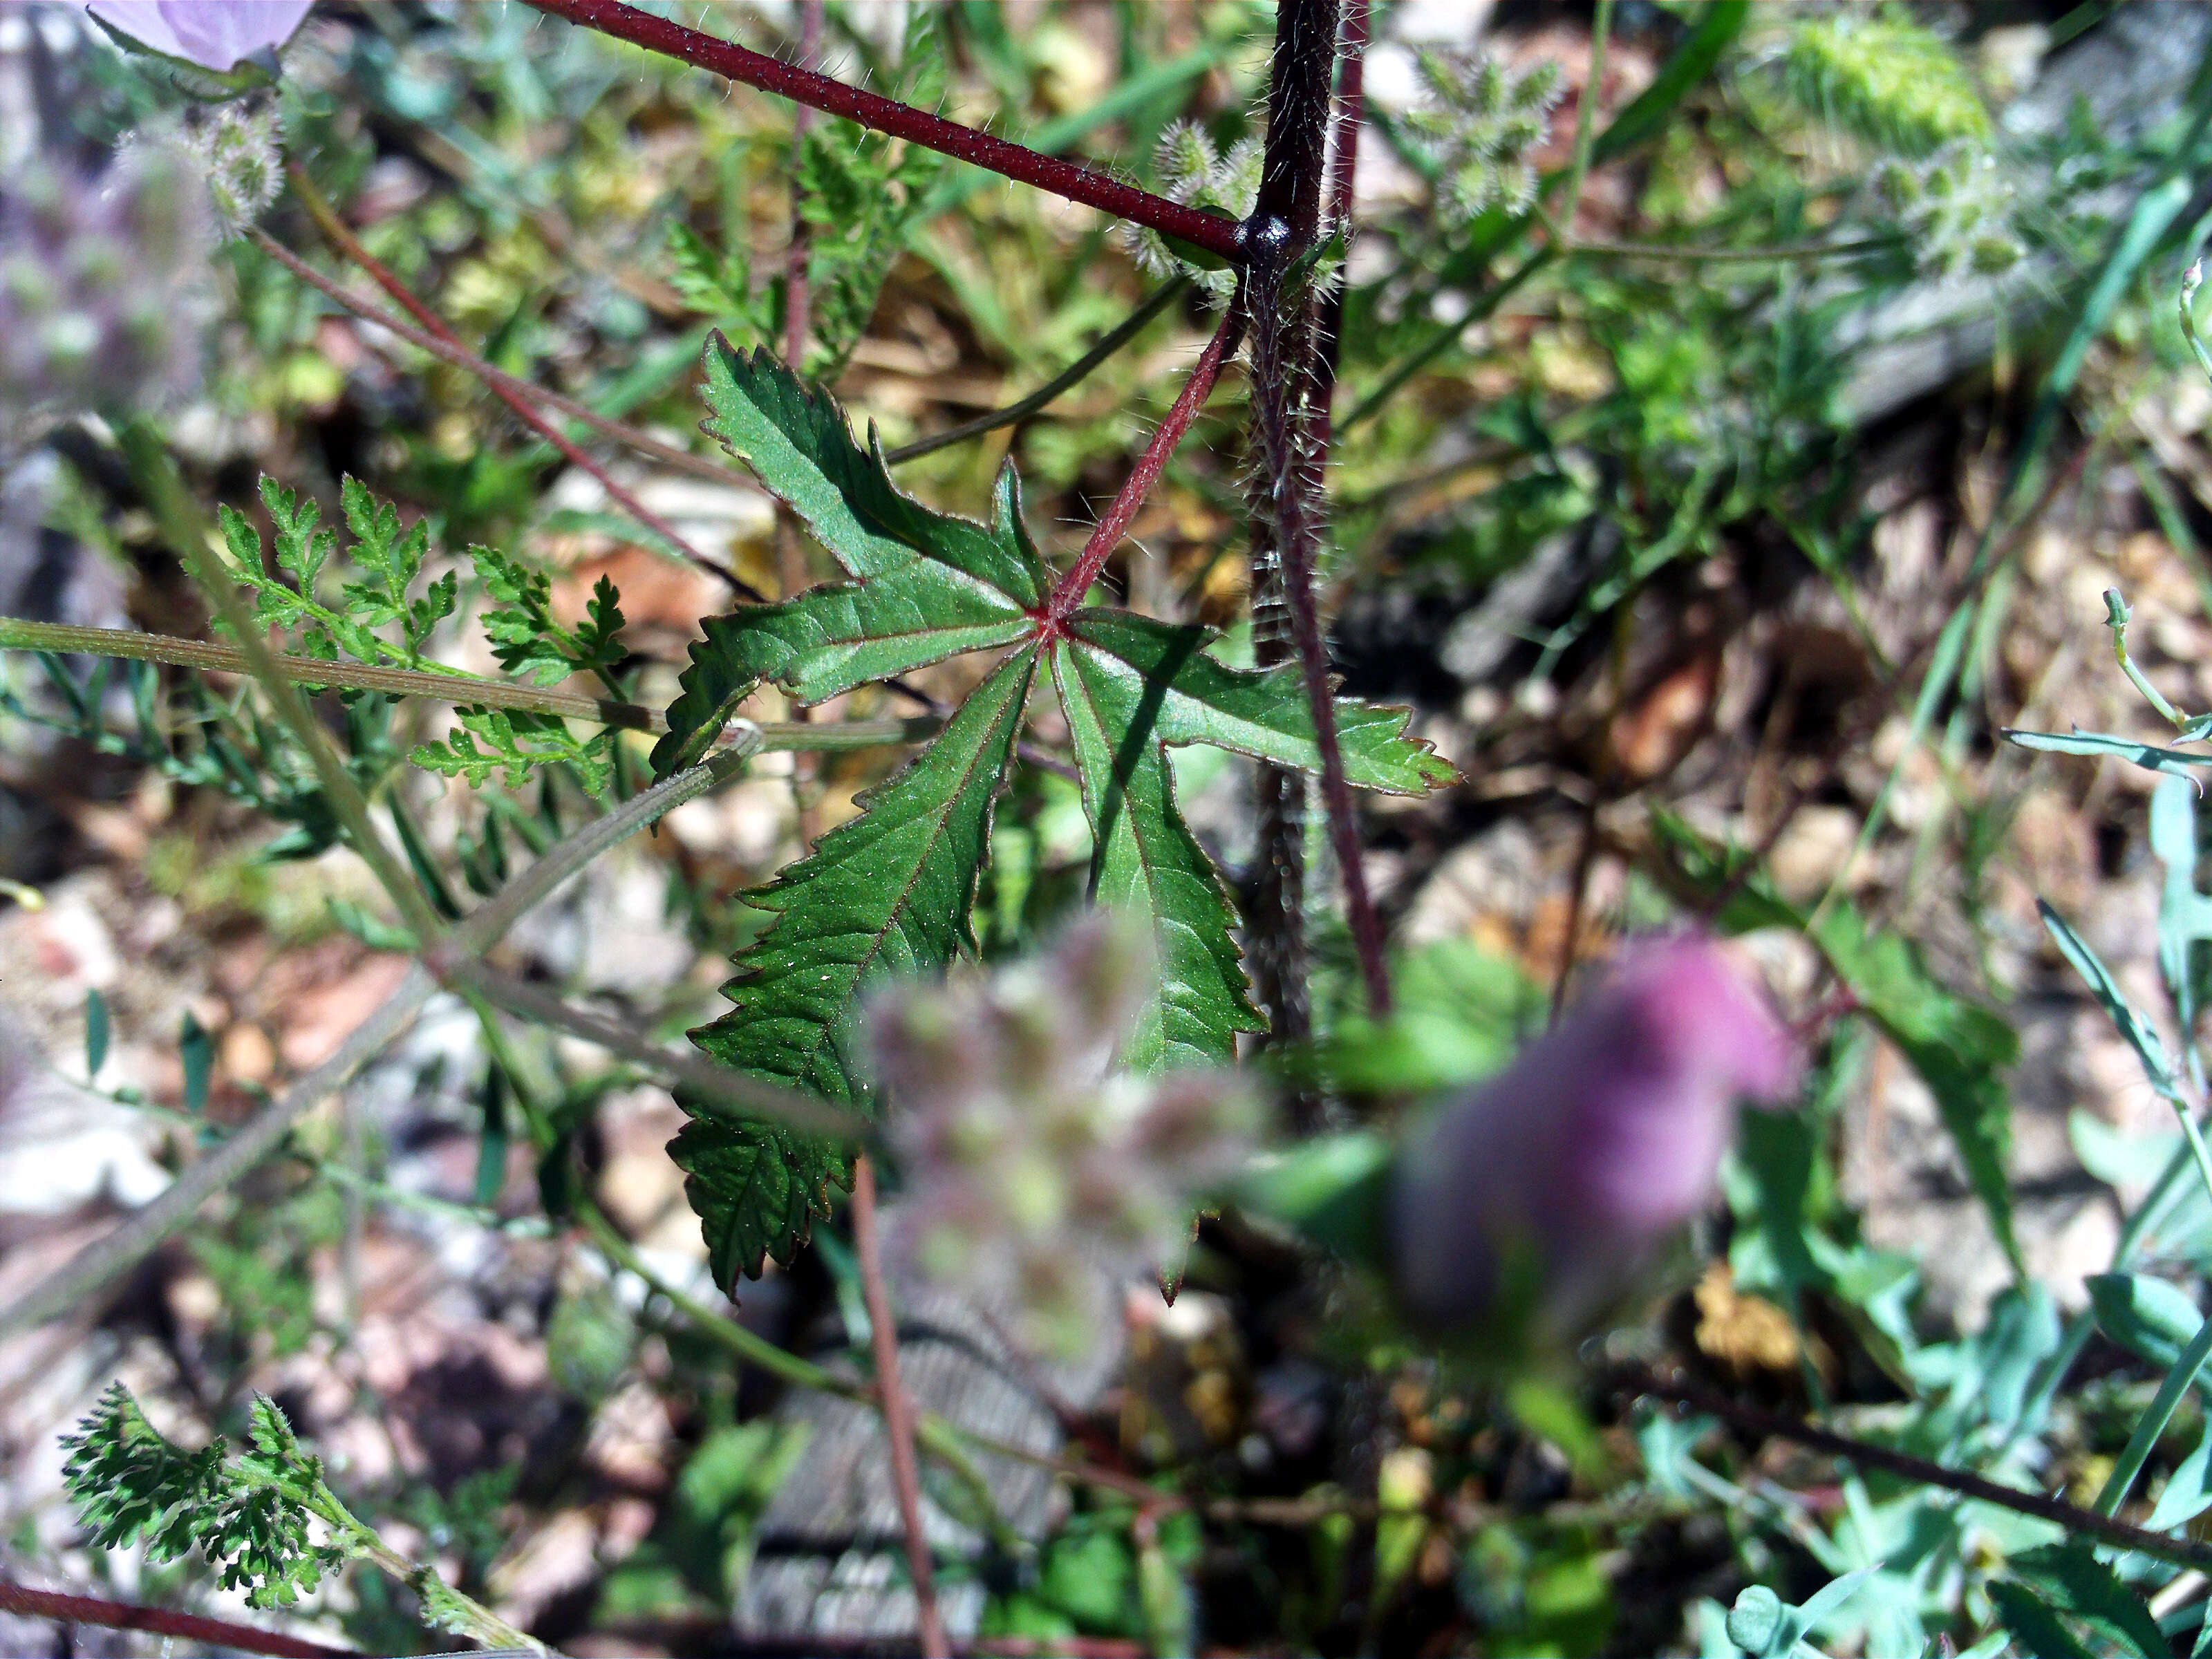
[[652, 336, 1048, 776], [659, 345, 1452, 1276], [1064, 610, 1456, 796], [1053, 638, 1262, 1072], [1053, 612, 1450, 1067], [673, 646, 1035, 1283]]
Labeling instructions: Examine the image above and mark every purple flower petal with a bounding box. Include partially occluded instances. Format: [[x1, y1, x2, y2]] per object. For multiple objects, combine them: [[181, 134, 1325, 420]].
[[1391, 932, 1798, 1334], [73, 1, 314, 73]]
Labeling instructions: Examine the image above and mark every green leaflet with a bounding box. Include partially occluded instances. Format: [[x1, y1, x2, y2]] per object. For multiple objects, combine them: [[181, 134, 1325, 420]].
[[1053, 639, 1262, 1073], [1654, 813, 2022, 1274], [672, 646, 1035, 1283], [654, 339, 1049, 776], [2005, 1545, 2173, 1659], [698, 334, 1044, 597], [1064, 610, 1455, 795], [1050, 614, 1452, 1069]]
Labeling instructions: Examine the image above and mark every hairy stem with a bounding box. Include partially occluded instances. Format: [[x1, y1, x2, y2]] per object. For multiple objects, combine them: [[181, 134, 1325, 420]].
[[1305, 0, 1367, 461], [1042, 306, 1245, 619], [1244, 0, 1343, 1064], [0, 1581, 353, 1659], [449, 957, 862, 1140], [1244, 0, 1392, 1020], [0, 740, 761, 1338], [286, 167, 754, 599], [249, 232, 737, 489], [851, 1154, 948, 1658], [522, 0, 1241, 262], [0, 615, 936, 751], [886, 276, 1191, 466]]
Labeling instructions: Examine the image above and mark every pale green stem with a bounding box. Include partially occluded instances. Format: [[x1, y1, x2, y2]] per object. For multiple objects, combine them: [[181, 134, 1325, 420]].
[[582, 1205, 1020, 1553], [304, 1481, 550, 1653], [1564, 234, 1904, 263], [0, 741, 760, 1338], [449, 957, 862, 1141], [114, 418, 444, 943], [1552, 0, 1613, 242], [2104, 588, 2192, 729], [2097, 1313, 2212, 1518], [0, 616, 937, 752]]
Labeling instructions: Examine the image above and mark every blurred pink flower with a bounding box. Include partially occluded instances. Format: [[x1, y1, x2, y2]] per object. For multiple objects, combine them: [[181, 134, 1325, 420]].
[[69, 1, 314, 73], [1391, 933, 1798, 1335]]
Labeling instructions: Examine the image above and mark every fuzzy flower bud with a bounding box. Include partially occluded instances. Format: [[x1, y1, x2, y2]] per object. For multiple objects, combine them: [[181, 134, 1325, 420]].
[[1390, 933, 1797, 1338], [1403, 50, 1563, 224], [872, 914, 1258, 1360], [192, 104, 284, 237], [1122, 122, 1262, 307], [66, 1, 314, 75], [1877, 143, 2023, 279], [0, 145, 214, 446]]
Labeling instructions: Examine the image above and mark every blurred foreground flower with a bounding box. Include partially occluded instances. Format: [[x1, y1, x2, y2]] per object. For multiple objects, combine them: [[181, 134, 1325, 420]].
[[1391, 933, 1797, 1339], [871, 915, 1258, 1360], [0, 145, 214, 447], [66, 1, 314, 75]]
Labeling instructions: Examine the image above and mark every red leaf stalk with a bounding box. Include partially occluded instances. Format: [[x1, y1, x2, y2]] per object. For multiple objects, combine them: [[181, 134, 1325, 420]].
[[523, 0, 1242, 262], [850, 1154, 948, 1658], [0, 1580, 356, 1659], [284, 167, 759, 602], [1042, 308, 1246, 626]]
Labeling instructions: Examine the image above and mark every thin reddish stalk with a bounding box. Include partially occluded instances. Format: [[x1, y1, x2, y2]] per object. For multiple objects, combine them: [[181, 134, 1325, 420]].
[[1042, 309, 1245, 622], [0, 1581, 355, 1659], [523, 0, 1241, 263], [248, 232, 742, 487], [782, 0, 823, 371], [851, 1153, 948, 1659], [285, 168, 757, 601]]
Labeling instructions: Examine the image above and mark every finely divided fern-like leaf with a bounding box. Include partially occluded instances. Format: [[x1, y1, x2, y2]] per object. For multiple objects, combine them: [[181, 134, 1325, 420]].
[[673, 646, 1036, 1280]]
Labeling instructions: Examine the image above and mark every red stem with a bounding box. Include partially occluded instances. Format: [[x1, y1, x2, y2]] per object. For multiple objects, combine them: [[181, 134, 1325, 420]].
[[1042, 309, 1245, 623], [523, 0, 1242, 263], [0, 1580, 355, 1659], [782, 0, 823, 371], [1307, 0, 1367, 459], [851, 1153, 948, 1659], [285, 167, 759, 602]]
